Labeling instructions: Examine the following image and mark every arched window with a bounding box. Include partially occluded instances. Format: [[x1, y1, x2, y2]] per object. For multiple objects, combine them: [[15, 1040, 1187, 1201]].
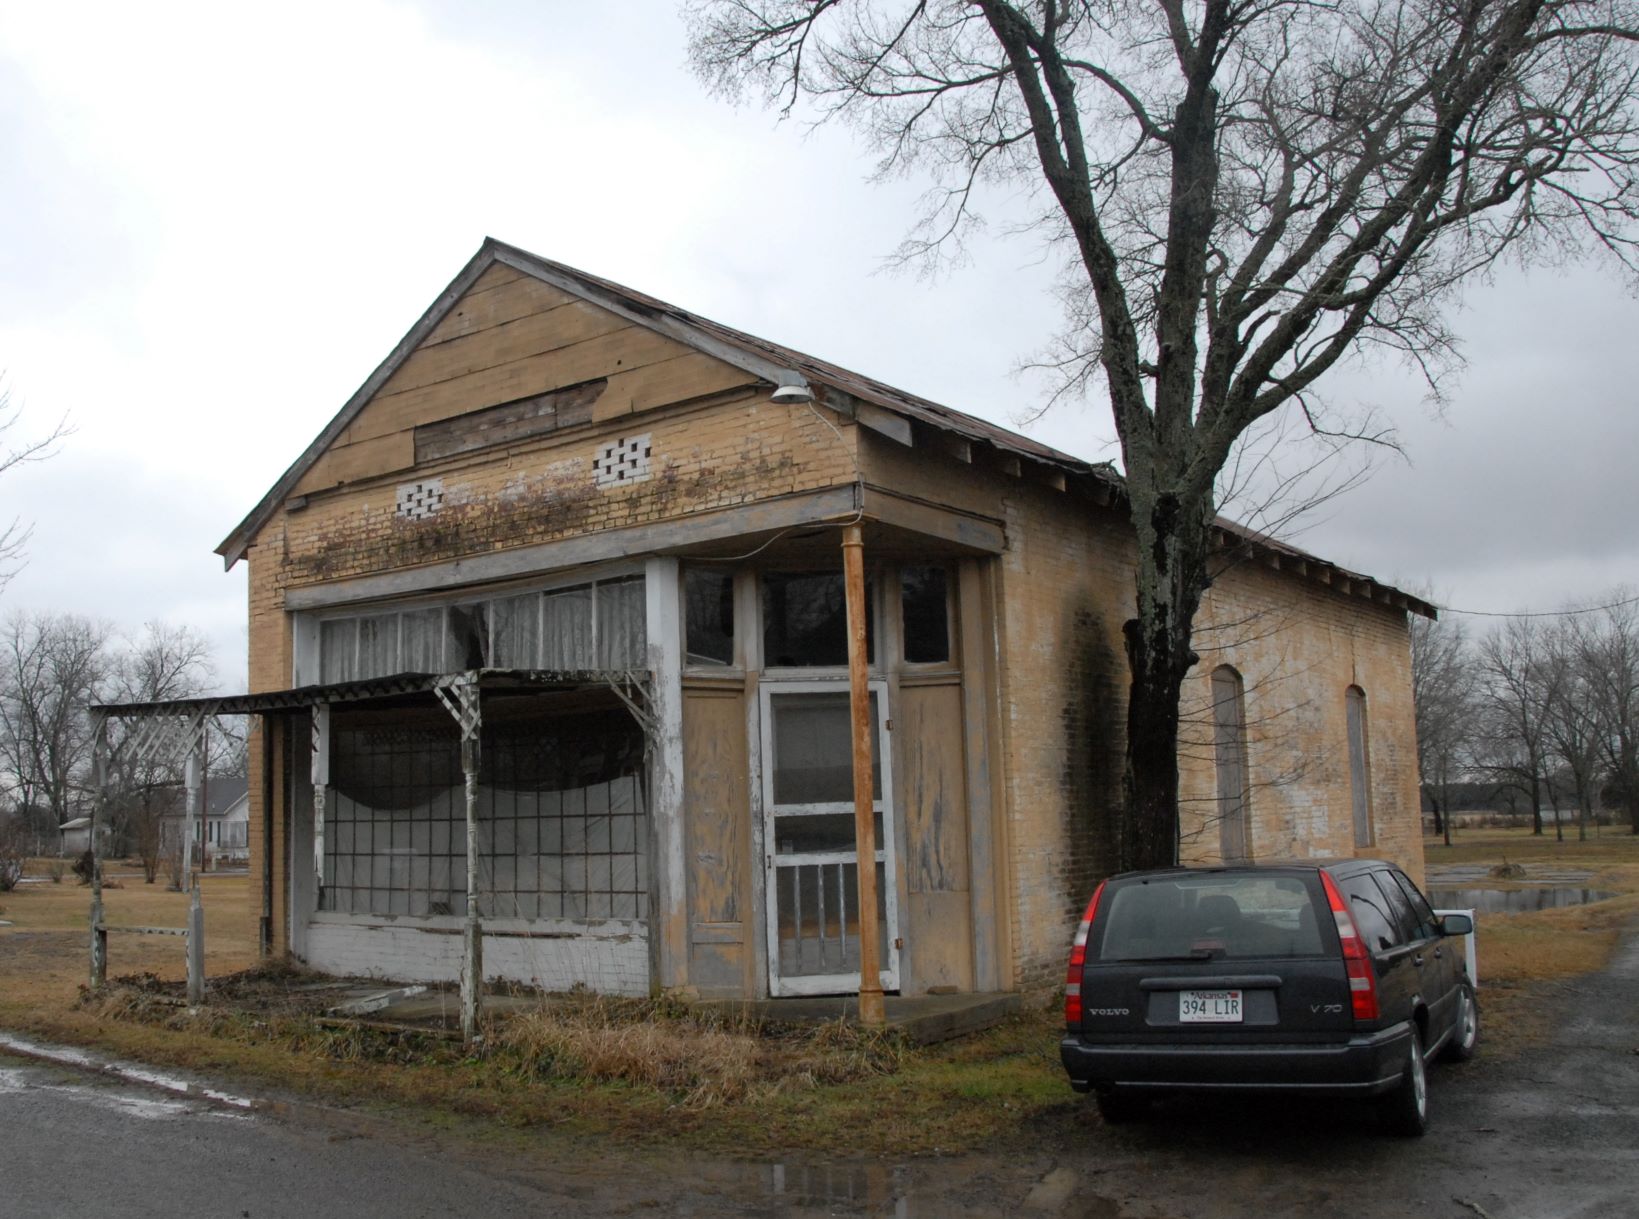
[[1346, 686, 1373, 847], [1211, 666, 1252, 861]]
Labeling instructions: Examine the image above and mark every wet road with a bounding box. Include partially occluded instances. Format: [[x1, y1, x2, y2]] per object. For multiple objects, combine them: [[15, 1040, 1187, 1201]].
[[5, 931, 1636, 1218]]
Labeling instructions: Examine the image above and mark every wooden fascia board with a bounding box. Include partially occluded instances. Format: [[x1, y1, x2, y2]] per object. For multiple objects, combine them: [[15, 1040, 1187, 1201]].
[[859, 486, 1006, 554], [215, 244, 507, 568]]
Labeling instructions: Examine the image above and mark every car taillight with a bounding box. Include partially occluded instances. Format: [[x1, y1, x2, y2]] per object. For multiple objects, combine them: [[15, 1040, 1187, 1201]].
[[1321, 872, 1380, 1022], [1064, 880, 1107, 1028]]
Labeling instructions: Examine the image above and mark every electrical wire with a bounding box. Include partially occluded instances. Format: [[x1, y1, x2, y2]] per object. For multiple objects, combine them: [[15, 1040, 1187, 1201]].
[[1436, 589, 1639, 619], [690, 395, 865, 564]]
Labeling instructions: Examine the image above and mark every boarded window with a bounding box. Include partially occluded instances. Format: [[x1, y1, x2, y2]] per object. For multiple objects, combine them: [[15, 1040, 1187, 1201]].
[[1212, 666, 1252, 862], [1347, 686, 1372, 847], [901, 566, 950, 664], [684, 568, 735, 666], [762, 571, 873, 667]]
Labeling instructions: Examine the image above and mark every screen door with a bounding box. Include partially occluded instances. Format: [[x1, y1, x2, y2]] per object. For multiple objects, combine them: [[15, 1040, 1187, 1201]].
[[759, 681, 899, 997]]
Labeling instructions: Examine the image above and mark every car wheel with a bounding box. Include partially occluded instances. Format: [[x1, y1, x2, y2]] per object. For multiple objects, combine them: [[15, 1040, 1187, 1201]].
[[1443, 982, 1479, 1063], [1095, 1090, 1146, 1125], [1381, 1028, 1429, 1137]]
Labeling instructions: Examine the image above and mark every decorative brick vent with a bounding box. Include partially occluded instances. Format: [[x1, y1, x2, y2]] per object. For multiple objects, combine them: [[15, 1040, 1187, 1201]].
[[396, 479, 446, 521], [593, 434, 653, 488]]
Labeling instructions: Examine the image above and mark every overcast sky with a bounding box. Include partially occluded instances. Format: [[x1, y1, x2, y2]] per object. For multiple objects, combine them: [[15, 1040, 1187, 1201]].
[[3, 1, 1636, 693]]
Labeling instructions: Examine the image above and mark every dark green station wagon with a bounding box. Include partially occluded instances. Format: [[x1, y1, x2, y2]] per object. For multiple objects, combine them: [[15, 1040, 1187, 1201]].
[[1060, 859, 1479, 1136]]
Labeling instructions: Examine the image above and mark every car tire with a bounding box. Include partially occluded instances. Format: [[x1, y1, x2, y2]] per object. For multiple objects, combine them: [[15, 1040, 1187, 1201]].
[[1443, 981, 1479, 1063], [1381, 1028, 1429, 1138], [1095, 1090, 1146, 1125]]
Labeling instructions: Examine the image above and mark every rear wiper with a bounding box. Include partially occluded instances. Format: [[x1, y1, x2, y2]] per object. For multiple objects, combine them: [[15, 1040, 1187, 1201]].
[[1114, 949, 1221, 962]]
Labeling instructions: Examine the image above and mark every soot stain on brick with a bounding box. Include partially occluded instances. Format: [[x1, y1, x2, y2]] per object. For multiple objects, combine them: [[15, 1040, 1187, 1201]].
[[1059, 599, 1122, 925], [286, 450, 807, 583]]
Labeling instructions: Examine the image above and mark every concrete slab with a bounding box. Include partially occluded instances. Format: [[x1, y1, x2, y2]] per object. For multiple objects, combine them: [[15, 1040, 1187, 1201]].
[[693, 992, 1024, 1046]]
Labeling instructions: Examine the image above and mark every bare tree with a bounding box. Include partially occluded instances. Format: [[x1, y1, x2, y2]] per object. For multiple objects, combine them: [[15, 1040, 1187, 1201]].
[[689, 1, 1639, 868], [104, 622, 215, 881], [1540, 619, 1604, 841], [1576, 594, 1639, 833], [1473, 615, 1558, 836], [1410, 609, 1475, 845], [0, 612, 110, 842], [0, 377, 70, 594]]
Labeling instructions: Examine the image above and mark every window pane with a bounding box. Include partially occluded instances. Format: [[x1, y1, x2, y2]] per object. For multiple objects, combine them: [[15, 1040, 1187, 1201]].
[[1095, 876, 1325, 961], [596, 578, 647, 669], [901, 566, 949, 664], [357, 613, 399, 679], [1373, 872, 1423, 943], [762, 572, 873, 667], [541, 585, 593, 668], [772, 811, 884, 855], [491, 594, 541, 669], [319, 619, 357, 683], [445, 602, 490, 671], [684, 568, 734, 666], [400, 608, 445, 673], [770, 691, 880, 804], [1342, 873, 1400, 952]]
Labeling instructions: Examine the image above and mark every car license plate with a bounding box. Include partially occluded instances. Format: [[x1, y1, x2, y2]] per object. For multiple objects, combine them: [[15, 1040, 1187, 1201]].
[[1179, 990, 1243, 1022]]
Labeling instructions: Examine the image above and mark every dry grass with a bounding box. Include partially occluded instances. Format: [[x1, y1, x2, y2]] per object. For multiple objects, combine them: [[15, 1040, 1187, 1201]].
[[6, 831, 1636, 1152], [497, 997, 903, 1107], [0, 868, 259, 1028]]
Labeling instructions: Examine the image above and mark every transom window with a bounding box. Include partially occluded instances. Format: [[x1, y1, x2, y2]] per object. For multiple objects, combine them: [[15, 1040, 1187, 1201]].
[[316, 576, 645, 683]]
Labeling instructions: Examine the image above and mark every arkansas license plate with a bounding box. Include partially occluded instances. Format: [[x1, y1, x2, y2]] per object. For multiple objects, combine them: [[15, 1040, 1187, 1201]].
[[1179, 990, 1243, 1022]]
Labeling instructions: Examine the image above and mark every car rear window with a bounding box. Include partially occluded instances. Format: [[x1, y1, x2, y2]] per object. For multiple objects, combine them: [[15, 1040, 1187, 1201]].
[[1094, 874, 1327, 961]]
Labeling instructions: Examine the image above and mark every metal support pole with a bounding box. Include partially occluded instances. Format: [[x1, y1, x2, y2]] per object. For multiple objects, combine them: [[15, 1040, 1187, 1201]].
[[89, 717, 108, 989], [187, 885, 205, 1004], [311, 704, 330, 911], [183, 746, 201, 890], [461, 735, 483, 1043], [437, 679, 484, 1045], [842, 523, 885, 1026]]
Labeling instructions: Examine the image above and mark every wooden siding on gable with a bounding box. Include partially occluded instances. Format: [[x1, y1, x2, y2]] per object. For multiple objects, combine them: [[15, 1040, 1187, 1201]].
[[290, 267, 762, 499]]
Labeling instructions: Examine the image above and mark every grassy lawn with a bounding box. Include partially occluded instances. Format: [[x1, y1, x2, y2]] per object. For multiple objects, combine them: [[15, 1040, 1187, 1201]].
[[3, 831, 1636, 1154]]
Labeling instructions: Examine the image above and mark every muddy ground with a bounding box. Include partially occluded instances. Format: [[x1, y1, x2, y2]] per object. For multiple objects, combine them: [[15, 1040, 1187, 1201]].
[[6, 924, 1637, 1218]]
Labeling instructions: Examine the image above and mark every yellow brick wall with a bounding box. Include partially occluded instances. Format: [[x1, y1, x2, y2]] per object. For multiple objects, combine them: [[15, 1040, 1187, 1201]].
[[1180, 564, 1423, 880], [244, 379, 862, 959], [980, 477, 1422, 990]]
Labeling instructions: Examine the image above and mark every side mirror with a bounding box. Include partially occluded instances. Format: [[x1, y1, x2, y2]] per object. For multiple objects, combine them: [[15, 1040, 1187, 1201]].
[[1440, 913, 1473, 937]]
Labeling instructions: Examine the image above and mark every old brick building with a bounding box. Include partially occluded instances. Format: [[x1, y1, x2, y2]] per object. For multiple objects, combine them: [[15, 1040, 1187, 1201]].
[[216, 238, 1431, 1001]]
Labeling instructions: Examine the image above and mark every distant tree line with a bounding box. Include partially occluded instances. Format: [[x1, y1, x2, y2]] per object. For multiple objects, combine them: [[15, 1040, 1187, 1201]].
[[1411, 590, 1639, 843], [0, 612, 242, 882]]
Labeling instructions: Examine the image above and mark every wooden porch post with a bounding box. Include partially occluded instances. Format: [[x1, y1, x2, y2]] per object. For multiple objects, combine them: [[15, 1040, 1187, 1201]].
[[88, 716, 108, 989], [842, 523, 885, 1025]]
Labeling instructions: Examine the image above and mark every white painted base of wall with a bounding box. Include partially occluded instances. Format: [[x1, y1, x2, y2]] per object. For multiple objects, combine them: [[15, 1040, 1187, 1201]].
[[302, 916, 650, 996]]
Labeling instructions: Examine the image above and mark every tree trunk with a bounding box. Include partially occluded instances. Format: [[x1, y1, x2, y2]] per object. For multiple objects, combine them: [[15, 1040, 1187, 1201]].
[[1119, 493, 1209, 872], [1530, 774, 1543, 836], [1428, 794, 1444, 838]]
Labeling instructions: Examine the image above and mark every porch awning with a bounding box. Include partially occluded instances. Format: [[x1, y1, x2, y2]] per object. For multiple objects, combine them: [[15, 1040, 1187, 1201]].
[[90, 667, 651, 719]]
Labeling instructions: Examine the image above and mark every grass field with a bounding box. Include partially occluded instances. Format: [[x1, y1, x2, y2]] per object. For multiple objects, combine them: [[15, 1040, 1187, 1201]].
[[2, 830, 1636, 1153]]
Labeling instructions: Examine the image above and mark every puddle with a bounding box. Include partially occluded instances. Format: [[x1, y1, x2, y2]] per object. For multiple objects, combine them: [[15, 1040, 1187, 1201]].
[[1428, 887, 1617, 914]]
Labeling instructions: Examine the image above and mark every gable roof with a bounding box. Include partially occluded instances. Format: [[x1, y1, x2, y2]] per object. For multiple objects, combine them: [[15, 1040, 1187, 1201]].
[[217, 238, 1434, 619]]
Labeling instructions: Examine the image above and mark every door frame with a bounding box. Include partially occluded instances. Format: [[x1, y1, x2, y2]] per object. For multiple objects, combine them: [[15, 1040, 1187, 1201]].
[[757, 678, 901, 997]]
